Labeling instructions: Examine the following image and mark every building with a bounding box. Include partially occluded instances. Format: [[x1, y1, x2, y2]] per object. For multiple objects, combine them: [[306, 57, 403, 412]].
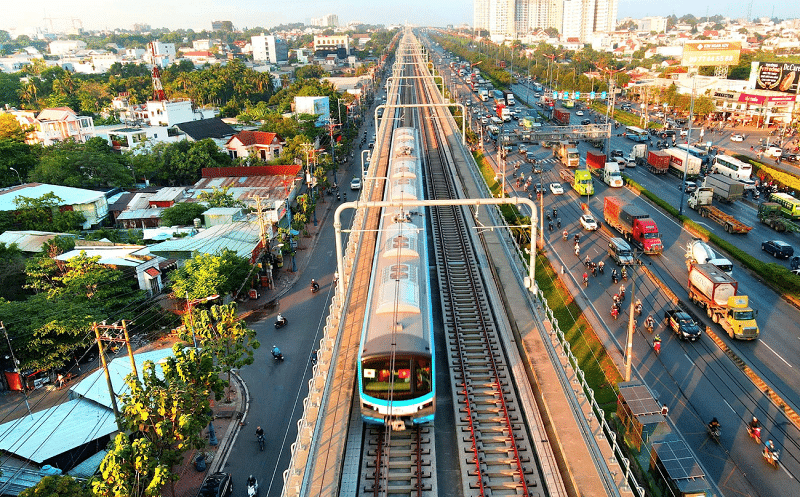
[[638, 16, 668, 33], [48, 40, 87, 55], [56, 245, 165, 296], [251, 34, 289, 64], [225, 131, 285, 161], [310, 14, 339, 27], [0, 183, 109, 229], [294, 96, 330, 126], [172, 118, 237, 145], [313, 35, 350, 55], [0, 231, 75, 253], [147, 40, 176, 66], [146, 99, 217, 127], [212, 20, 233, 31], [9, 107, 95, 146]]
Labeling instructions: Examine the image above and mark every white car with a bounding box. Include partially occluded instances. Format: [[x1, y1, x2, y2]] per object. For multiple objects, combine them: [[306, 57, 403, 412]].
[[575, 111, 584, 116], [580, 214, 599, 231], [350, 177, 362, 190], [765, 146, 782, 157], [549, 182, 564, 195], [730, 133, 745, 142]]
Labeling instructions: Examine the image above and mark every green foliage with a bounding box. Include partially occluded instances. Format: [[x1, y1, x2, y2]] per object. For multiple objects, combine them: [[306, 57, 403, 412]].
[[20, 475, 94, 497], [0, 242, 26, 301], [31, 137, 134, 188], [197, 186, 244, 208], [160, 202, 208, 227], [12, 193, 86, 232], [170, 249, 252, 300], [0, 138, 37, 188], [94, 433, 172, 497], [156, 139, 232, 185]]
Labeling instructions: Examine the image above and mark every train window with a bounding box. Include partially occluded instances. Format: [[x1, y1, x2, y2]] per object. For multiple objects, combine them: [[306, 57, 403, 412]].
[[415, 359, 432, 394], [362, 358, 413, 395]]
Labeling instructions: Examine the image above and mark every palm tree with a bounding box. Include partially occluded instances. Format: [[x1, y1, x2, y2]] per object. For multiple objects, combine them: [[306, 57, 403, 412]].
[[18, 82, 39, 109]]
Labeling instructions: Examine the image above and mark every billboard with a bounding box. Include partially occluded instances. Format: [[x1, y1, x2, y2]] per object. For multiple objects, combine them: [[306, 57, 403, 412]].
[[752, 62, 800, 94], [682, 41, 741, 67], [293, 96, 330, 126]]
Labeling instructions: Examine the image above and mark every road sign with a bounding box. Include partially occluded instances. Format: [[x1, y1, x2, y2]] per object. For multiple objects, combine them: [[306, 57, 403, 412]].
[[601, 91, 607, 99], [574, 91, 581, 99]]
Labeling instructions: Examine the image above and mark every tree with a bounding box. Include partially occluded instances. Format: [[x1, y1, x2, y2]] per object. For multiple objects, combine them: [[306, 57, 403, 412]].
[[0, 114, 31, 142], [189, 303, 260, 401], [0, 138, 37, 188], [159, 139, 232, 185], [170, 249, 252, 300], [0, 242, 27, 301], [160, 202, 208, 227], [20, 475, 94, 497], [197, 186, 245, 208], [31, 137, 134, 188], [95, 346, 224, 497], [13, 193, 86, 232]]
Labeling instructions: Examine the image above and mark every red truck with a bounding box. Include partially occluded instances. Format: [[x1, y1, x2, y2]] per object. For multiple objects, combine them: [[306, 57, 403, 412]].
[[553, 108, 570, 126], [646, 150, 669, 174], [603, 196, 663, 254], [586, 151, 606, 169]]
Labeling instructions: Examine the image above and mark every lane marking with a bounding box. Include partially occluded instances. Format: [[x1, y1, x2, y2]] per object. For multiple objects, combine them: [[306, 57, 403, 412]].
[[761, 341, 793, 368], [723, 399, 735, 413], [684, 353, 694, 366]]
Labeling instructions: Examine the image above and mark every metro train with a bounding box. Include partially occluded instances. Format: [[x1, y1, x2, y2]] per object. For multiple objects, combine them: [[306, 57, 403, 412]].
[[357, 126, 436, 427]]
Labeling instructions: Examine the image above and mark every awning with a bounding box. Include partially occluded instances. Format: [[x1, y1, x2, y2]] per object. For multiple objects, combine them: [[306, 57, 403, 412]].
[[144, 267, 161, 278]]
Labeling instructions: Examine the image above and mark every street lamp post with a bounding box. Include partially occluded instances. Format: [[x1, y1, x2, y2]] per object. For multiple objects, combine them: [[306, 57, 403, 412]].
[[624, 252, 639, 381], [8, 167, 22, 185]]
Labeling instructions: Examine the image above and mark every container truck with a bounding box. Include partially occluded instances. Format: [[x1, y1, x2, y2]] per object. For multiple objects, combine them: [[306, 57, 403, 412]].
[[646, 150, 670, 174], [495, 103, 511, 122], [685, 239, 733, 275], [479, 88, 489, 101], [553, 108, 570, 126], [503, 90, 516, 106], [663, 147, 702, 179], [586, 151, 606, 170], [603, 162, 624, 187], [687, 187, 753, 233], [559, 168, 594, 195], [603, 196, 663, 254], [687, 263, 759, 340], [626, 143, 647, 167], [703, 174, 745, 203], [556, 142, 580, 168], [758, 202, 800, 233]]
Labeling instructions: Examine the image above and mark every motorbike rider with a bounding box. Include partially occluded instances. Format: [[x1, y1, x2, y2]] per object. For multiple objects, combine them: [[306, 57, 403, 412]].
[[764, 439, 777, 459], [272, 345, 282, 359], [653, 334, 662, 354], [634, 299, 642, 315], [621, 266, 628, 279], [619, 284, 626, 299], [749, 416, 760, 432], [585, 255, 591, 267], [562, 229, 568, 241], [247, 475, 257, 487], [583, 272, 588, 285], [598, 260, 604, 272], [311, 279, 320, 292], [276, 313, 286, 325], [645, 315, 655, 332], [708, 418, 721, 434], [574, 243, 580, 257], [256, 426, 264, 439], [611, 268, 618, 283]]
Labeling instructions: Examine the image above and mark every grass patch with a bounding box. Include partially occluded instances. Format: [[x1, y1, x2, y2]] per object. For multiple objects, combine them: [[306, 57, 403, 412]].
[[590, 102, 662, 129]]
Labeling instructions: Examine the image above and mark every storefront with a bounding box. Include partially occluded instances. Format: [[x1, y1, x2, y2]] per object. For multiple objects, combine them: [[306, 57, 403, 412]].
[[711, 90, 797, 127]]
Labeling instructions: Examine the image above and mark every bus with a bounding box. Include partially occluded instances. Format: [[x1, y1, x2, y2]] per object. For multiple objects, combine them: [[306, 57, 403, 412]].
[[712, 154, 753, 182], [562, 99, 575, 109], [769, 192, 800, 220], [675, 143, 710, 165], [625, 126, 648, 142]]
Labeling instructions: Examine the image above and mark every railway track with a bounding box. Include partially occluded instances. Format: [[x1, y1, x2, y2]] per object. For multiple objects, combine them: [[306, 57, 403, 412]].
[[413, 42, 543, 496], [359, 426, 434, 497]]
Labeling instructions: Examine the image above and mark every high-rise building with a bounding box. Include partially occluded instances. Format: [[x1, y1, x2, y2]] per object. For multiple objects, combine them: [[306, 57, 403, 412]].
[[310, 14, 339, 27], [252, 35, 289, 64], [475, 0, 617, 41], [638, 16, 667, 33], [212, 21, 233, 31]]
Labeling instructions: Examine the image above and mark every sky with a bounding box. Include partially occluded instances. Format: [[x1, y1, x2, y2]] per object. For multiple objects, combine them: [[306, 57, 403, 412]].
[[2, 1, 797, 34]]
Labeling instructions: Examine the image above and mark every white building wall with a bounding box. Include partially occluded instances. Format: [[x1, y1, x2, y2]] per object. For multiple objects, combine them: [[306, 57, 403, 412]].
[[149, 41, 176, 63], [49, 40, 87, 55], [146, 100, 195, 127], [561, 0, 582, 39]]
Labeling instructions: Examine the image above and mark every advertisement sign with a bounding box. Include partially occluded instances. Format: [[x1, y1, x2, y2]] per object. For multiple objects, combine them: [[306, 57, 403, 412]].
[[682, 41, 741, 66], [738, 93, 798, 105], [753, 62, 800, 94]]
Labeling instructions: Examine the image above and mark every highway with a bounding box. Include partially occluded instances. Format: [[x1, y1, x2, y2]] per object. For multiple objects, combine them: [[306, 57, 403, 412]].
[[436, 49, 800, 495]]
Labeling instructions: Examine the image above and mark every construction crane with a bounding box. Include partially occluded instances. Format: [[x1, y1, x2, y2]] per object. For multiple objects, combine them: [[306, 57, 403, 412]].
[[148, 42, 166, 101]]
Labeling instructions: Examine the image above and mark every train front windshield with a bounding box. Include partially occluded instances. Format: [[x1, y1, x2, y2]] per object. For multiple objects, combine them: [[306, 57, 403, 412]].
[[362, 357, 432, 400]]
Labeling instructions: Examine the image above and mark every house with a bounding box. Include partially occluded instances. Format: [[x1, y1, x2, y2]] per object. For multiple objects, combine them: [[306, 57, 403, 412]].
[[148, 187, 187, 208], [182, 50, 219, 66], [192, 164, 302, 211], [172, 118, 237, 145], [56, 245, 165, 296], [225, 131, 284, 161], [0, 231, 75, 253], [115, 208, 165, 229], [148, 219, 263, 264], [204, 207, 245, 227], [5, 107, 96, 146], [0, 183, 109, 229]]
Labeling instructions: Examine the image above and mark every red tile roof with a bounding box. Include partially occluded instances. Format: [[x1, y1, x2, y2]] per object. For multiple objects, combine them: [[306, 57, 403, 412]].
[[229, 130, 282, 146]]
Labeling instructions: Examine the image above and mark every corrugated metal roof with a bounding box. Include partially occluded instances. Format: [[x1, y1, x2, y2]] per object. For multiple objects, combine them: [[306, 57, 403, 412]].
[[0, 399, 117, 464], [0, 231, 74, 253], [67, 449, 108, 479], [148, 220, 260, 260], [70, 349, 175, 410], [0, 184, 105, 212], [149, 187, 186, 202], [116, 208, 164, 221]]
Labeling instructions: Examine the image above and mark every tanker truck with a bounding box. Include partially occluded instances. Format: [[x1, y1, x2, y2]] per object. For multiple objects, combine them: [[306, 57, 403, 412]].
[[687, 262, 759, 340], [685, 239, 733, 275]]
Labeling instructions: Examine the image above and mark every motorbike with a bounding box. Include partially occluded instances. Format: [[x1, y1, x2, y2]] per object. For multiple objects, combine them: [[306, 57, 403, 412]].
[[311, 281, 320, 294], [763, 447, 780, 468], [257, 433, 265, 451], [611, 305, 619, 320], [247, 476, 259, 497], [563, 230, 569, 241], [748, 424, 762, 444], [611, 271, 619, 284], [274, 316, 288, 329], [634, 303, 642, 317], [645, 319, 655, 334], [272, 347, 285, 361], [653, 339, 661, 355], [598, 262, 605, 275], [583, 273, 589, 286], [707, 423, 721, 443], [336, 192, 341, 201]]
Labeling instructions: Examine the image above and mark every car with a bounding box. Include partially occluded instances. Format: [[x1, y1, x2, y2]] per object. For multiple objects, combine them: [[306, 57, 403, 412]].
[[580, 214, 599, 231], [762, 240, 794, 259], [350, 177, 362, 190], [765, 146, 782, 157], [575, 110, 584, 116], [481, 117, 489, 125], [682, 181, 697, 193], [549, 182, 564, 194], [580, 119, 591, 125], [664, 310, 702, 341], [730, 133, 745, 142], [782, 153, 800, 162], [610, 149, 624, 158], [679, 129, 689, 137], [534, 183, 546, 195], [197, 472, 232, 497], [518, 144, 527, 154]]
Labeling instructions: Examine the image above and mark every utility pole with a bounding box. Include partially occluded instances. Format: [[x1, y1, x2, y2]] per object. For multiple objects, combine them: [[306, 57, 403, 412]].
[[1, 322, 32, 415], [624, 255, 638, 381], [252, 195, 274, 289], [94, 322, 122, 431]]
